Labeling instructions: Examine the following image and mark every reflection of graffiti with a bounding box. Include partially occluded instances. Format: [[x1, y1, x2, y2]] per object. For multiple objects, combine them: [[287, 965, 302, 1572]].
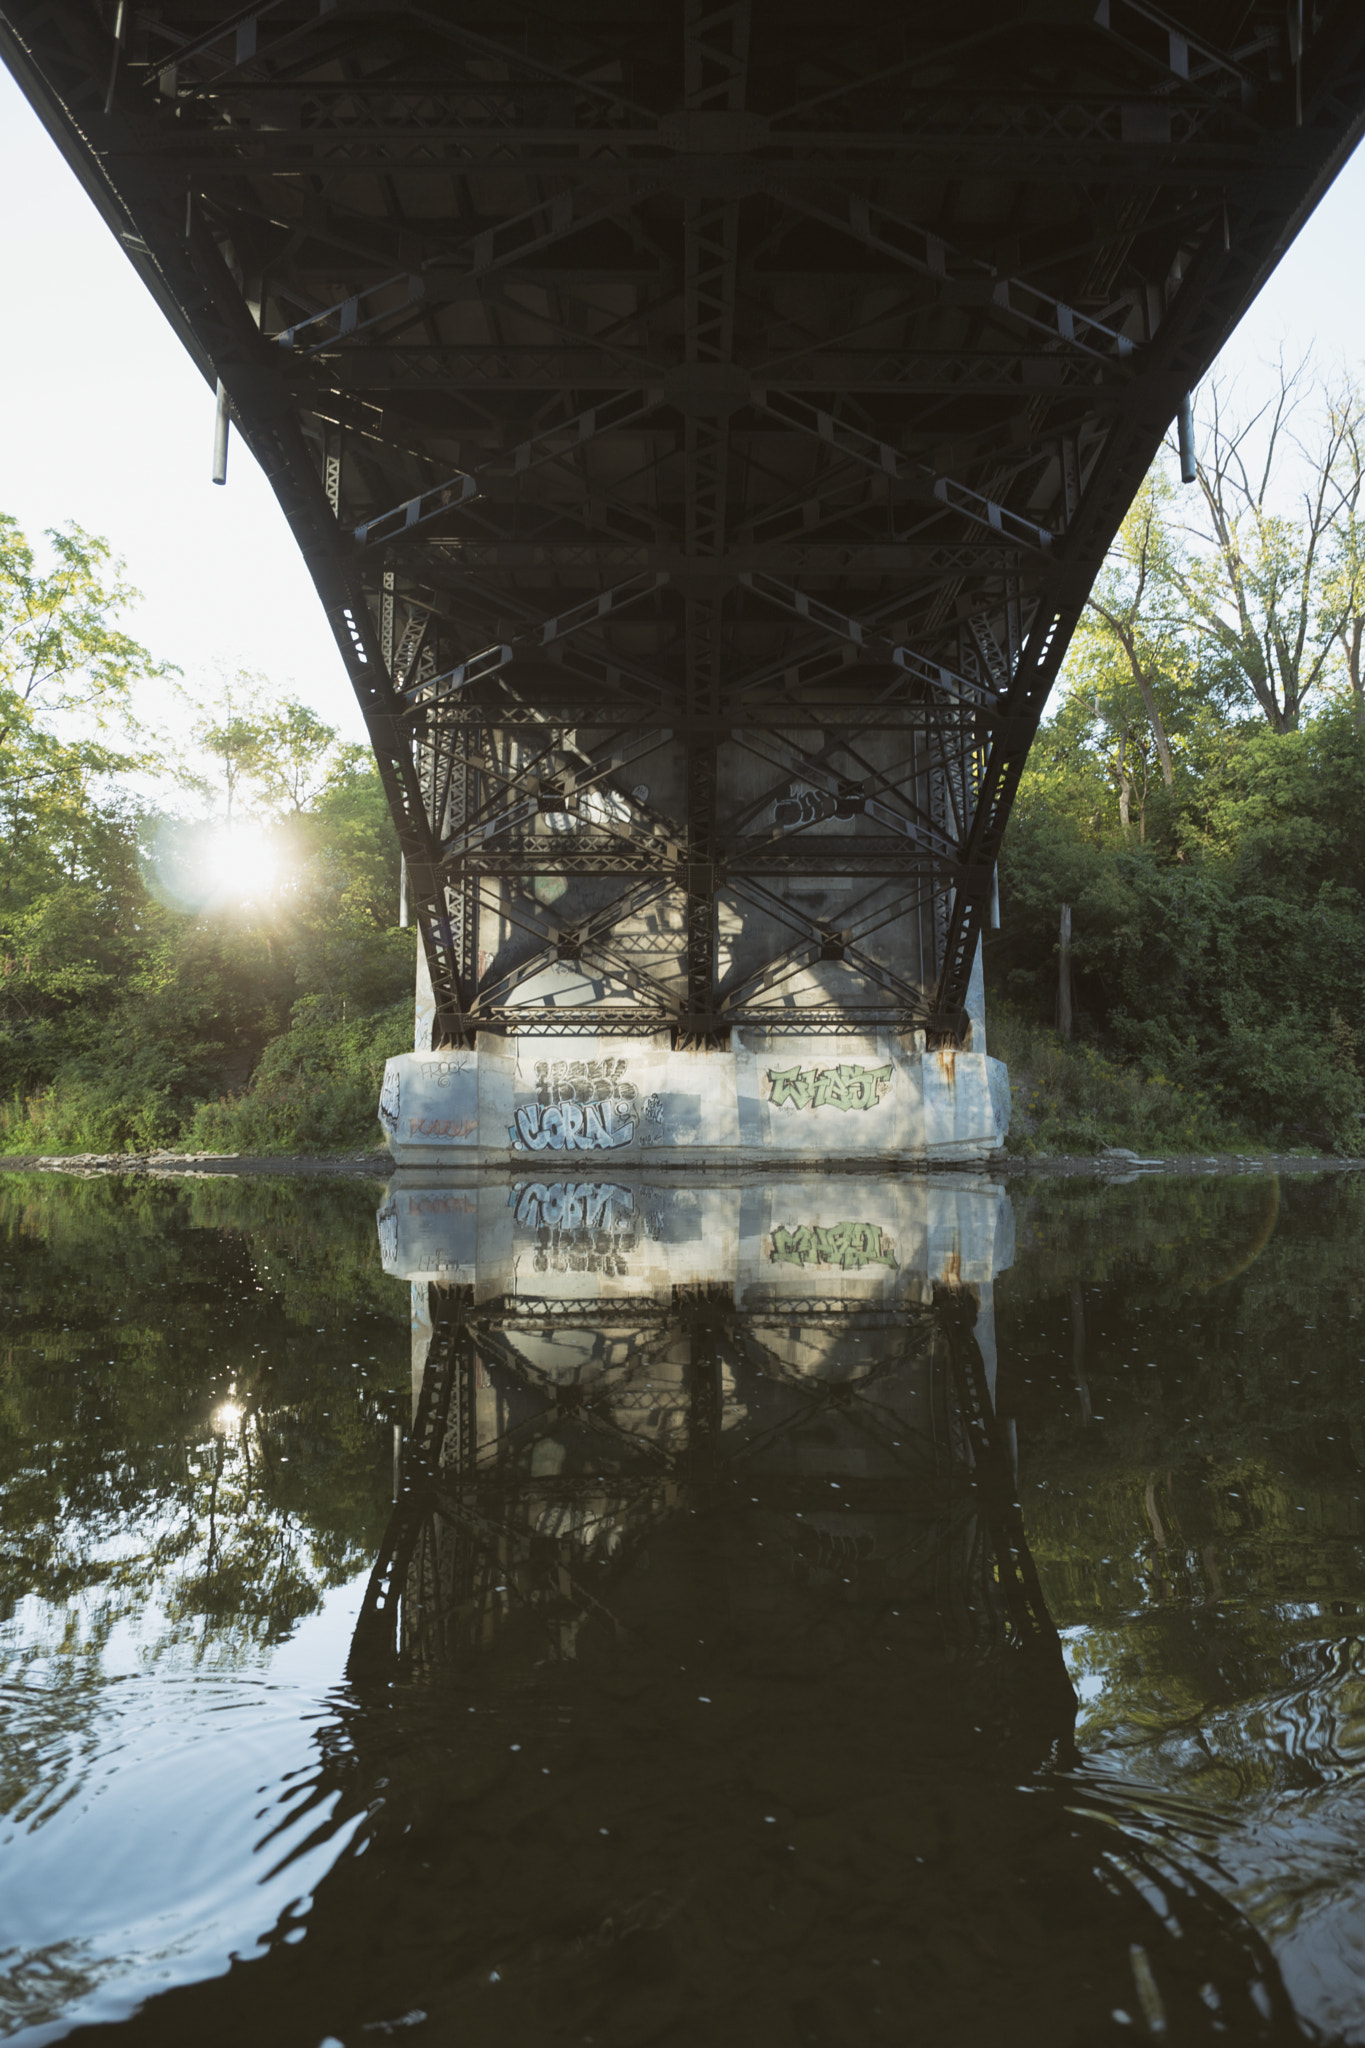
[[377, 1065, 401, 1132], [792, 1524, 877, 1578], [404, 1195, 475, 1217], [774, 782, 857, 829], [408, 1116, 477, 1140], [514, 1182, 636, 1231], [533, 1240, 630, 1275], [513, 1180, 649, 1274], [767, 1061, 892, 1112], [377, 1203, 398, 1267], [513, 1056, 652, 1151], [769, 1222, 898, 1270]]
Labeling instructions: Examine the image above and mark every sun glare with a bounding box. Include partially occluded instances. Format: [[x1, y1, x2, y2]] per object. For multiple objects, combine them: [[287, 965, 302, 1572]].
[[210, 825, 283, 904], [143, 817, 289, 914]]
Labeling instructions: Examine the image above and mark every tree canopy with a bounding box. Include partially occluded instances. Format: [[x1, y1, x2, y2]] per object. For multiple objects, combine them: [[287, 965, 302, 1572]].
[[991, 363, 1365, 1153], [0, 518, 412, 1156]]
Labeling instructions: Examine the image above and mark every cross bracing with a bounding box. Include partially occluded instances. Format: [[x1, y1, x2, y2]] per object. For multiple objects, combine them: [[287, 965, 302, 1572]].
[[5, 1, 1365, 1043]]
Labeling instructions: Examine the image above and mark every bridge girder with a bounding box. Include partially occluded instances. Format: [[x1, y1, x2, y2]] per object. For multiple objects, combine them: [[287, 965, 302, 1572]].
[[5, 0, 1365, 1042]]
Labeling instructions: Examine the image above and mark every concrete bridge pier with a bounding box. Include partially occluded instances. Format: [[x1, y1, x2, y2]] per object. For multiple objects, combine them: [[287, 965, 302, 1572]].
[[379, 943, 1009, 1170]]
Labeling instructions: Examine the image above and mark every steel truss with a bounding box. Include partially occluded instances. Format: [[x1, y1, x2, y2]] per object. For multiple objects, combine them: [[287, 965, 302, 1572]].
[[5, 2, 1365, 1042]]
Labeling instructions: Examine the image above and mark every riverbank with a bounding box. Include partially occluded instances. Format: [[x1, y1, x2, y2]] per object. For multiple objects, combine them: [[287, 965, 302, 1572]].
[[1, 1147, 1361, 1179]]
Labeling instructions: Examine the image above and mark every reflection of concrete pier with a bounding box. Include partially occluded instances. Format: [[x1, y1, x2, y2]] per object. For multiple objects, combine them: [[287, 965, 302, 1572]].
[[379, 1169, 1013, 1298]]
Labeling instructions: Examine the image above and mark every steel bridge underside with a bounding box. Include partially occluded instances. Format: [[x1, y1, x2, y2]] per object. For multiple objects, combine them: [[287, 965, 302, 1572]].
[[5, 0, 1365, 1042]]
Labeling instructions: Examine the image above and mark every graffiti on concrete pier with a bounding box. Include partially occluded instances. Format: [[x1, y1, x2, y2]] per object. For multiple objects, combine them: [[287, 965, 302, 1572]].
[[513, 1098, 637, 1151], [408, 1115, 478, 1140], [773, 782, 855, 829], [513, 1057, 662, 1151], [377, 1066, 401, 1133], [766, 1061, 892, 1113]]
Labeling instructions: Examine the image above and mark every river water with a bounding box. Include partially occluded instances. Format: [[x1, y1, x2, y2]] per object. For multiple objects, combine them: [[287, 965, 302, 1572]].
[[1, 1167, 1363, 2046]]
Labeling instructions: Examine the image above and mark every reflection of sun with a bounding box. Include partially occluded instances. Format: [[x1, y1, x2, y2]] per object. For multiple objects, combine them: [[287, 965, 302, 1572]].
[[1199, 1175, 1280, 1291], [212, 825, 282, 902], [212, 1398, 244, 1434]]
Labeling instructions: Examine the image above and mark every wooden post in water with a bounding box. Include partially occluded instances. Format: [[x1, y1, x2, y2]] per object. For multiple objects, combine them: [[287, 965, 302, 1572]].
[[1057, 903, 1073, 1041], [1071, 1283, 1092, 1424]]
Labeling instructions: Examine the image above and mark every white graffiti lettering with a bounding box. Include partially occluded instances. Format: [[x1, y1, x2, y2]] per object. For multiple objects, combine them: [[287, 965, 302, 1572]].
[[512, 1180, 650, 1274], [511, 1098, 636, 1151], [512, 1057, 662, 1151], [418, 1054, 470, 1088]]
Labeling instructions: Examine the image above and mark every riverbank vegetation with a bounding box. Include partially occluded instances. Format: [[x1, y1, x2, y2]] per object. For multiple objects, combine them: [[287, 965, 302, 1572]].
[[0, 512, 411, 1154], [988, 364, 1365, 1155], [3, 360, 1364, 1156]]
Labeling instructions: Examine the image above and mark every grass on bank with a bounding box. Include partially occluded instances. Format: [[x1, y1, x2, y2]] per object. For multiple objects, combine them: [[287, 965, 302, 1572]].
[[0, 997, 408, 1157]]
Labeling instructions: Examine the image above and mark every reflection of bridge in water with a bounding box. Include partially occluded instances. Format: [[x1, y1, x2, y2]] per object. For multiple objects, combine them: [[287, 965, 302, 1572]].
[[360, 1176, 1046, 1680], [89, 1175, 1305, 2043], [301, 1172, 1298, 2044], [356, 1175, 1065, 1717]]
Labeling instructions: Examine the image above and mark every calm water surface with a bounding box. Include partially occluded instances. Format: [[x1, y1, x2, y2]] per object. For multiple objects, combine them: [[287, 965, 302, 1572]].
[[2, 1168, 1363, 2046]]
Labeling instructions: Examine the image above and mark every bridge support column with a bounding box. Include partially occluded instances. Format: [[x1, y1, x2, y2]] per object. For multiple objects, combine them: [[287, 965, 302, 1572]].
[[377, 1026, 1008, 1169], [385, 923, 1008, 1166]]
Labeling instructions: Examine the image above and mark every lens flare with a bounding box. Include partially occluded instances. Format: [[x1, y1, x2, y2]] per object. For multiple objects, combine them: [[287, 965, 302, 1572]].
[[144, 818, 287, 913]]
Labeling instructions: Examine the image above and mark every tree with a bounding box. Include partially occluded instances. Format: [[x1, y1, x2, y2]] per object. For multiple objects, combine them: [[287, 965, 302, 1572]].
[[253, 699, 368, 815], [0, 516, 168, 912], [0, 514, 171, 748], [1083, 471, 1182, 794], [1171, 362, 1365, 733], [1322, 399, 1365, 732], [177, 670, 366, 822]]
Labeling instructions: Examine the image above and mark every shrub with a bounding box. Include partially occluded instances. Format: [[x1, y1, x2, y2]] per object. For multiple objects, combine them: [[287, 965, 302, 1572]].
[[989, 1005, 1254, 1156], [183, 997, 409, 1154]]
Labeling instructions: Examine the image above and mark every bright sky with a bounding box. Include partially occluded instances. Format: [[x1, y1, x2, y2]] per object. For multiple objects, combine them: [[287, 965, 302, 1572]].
[[2, 64, 1364, 746]]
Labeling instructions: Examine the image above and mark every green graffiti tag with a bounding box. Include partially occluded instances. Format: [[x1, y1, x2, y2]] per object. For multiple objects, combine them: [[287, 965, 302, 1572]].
[[769, 1222, 898, 1271], [766, 1061, 892, 1112]]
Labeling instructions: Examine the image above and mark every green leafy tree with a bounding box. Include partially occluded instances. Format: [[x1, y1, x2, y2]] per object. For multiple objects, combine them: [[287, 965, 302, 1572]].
[[0, 514, 171, 745], [176, 670, 368, 823], [1082, 471, 1182, 800], [0, 517, 168, 917], [0, 516, 412, 1156]]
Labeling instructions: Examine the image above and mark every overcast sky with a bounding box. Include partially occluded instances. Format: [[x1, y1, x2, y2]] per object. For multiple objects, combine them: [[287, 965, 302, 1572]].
[[2, 64, 1364, 747]]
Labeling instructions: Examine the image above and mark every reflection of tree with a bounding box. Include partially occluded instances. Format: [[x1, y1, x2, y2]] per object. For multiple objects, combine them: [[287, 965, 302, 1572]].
[[161, 1417, 335, 1645], [0, 1171, 406, 1671], [1001, 1173, 1365, 1479], [993, 1169, 1365, 2022]]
